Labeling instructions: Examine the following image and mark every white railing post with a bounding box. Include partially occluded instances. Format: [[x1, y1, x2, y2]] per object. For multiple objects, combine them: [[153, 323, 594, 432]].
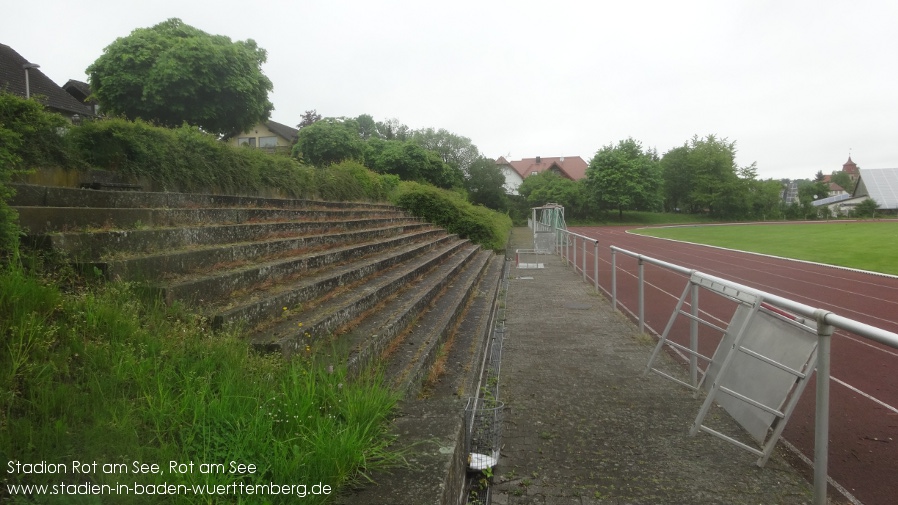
[[690, 283, 699, 387], [593, 240, 599, 293], [564, 232, 569, 264], [582, 239, 587, 282], [611, 249, 617, 311], [638, 257, 645, 334], [813, 310, 834, 505], [573, 235, 578, 271]]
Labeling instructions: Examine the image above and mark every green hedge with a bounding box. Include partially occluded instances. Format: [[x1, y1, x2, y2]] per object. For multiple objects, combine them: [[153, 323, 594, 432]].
[[66, 118, 311, 196], [0, 93, 72, 255], [2, 92, 512, 254], [392, 181, 511, 251]]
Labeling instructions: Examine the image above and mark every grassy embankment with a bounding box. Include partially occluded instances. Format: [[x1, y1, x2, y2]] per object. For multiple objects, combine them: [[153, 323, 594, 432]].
[[1, 93, 513, 503], [0, 257, 401, 504], [632, 221, 898, 275]]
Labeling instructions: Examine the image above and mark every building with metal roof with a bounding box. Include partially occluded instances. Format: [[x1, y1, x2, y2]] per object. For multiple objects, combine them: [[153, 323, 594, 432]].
[[815, 167, 898, 213], [853, 168, 898, 209]]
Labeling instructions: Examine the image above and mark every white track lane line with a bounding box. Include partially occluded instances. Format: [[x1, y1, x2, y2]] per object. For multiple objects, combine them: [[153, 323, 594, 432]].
[[832, 376, 898, 415], [779, 439, 865, 505], [836, 331, 898, 358]]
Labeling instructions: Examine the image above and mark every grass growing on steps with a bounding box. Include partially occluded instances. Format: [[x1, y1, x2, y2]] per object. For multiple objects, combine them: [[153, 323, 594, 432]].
[[1, 256, 401, 504]]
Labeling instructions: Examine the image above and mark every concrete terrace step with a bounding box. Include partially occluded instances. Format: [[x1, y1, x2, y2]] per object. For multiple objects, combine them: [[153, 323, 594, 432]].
[[13, 206, 409, 234], [209, 233, 459, 331], [10, 183, 397, 211], [344, 247, 491, 379], [250, 239, 476, 357], [338, 254, 505, 505], [26, 217, 421, 258], [387, 249, 493, 397], [88, 223, 431, 282]]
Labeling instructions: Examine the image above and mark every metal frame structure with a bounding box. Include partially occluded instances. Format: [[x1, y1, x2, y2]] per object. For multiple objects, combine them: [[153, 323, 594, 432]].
[[643, 271, 819, 467], [603, 245, 898, 505], [547, 235, 898, 505], [530, 203, 567, 252]]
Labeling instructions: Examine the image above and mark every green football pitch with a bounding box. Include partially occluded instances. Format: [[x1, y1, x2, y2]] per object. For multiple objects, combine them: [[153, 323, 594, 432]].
[[632, 221, 898, 275]]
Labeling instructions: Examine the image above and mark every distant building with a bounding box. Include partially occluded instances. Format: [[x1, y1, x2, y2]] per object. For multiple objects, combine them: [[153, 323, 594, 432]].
[[841, 156, 861, 184], [820, 175, 847, 197], [786, 156, 863, 205], [814, 167, 898, 213], [225, 120, 299, 154], [496, 155, 588, 195], [0, 43, 94, 120], [61, 79, 100, 115], [782, 180, 800, 204]]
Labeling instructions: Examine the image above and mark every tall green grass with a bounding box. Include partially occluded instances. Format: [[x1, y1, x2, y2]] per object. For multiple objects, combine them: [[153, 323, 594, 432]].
[[1, 259, 401, 504], [633, 222, 898, 275]]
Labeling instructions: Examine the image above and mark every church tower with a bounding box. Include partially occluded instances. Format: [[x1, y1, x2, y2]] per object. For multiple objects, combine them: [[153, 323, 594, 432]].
[[842, 156, 860, 184]]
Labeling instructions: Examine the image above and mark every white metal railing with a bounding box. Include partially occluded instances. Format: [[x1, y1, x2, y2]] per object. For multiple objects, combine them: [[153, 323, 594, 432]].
[[602, 245, 898, 505], [556, 228, 600, 293]]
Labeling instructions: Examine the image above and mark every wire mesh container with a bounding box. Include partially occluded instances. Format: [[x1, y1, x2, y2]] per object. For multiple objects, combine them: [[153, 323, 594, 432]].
[[464, 396, 504, 471], [482, 329, 504, 400]]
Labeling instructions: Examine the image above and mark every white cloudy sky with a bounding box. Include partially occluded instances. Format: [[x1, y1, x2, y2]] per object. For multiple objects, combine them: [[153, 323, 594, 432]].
[[4, 0, 896, 180]]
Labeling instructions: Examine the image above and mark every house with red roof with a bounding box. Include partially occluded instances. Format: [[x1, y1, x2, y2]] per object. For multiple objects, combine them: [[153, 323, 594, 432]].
[[496, 155, 588, 195]]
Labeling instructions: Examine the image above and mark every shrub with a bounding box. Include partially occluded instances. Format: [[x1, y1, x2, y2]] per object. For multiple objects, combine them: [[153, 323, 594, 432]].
[[0, 93, 73, 255], [392, 181, 511, 251], [322, 160, 400, 202], [64, 119, 394, 202]]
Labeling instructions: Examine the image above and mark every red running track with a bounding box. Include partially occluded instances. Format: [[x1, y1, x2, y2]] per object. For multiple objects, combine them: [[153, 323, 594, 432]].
[[561, 225, 898, 505]]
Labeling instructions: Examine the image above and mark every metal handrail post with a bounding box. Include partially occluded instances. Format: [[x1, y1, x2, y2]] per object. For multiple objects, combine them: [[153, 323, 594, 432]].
[[638, 258, 645, 333], [611, 249, 617, 311], [593, 240, 599, 292], [813, 310, 834, 505], [573, 235, 578, 271], [690, 283, 699, 388], [564, 232, 569, 264], [582, 239, 587, 282]]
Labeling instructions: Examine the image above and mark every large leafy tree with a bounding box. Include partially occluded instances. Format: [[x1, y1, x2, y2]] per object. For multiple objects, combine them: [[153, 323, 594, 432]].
[[375, 118, 411, 141], [464, 157, 507, 210], [87, 18, 273, 136], [684, 135, 740, 216], [518, 171, 589, 218], [364, 138, 462, 189], [660, 145, 692, 212], [293, 118, 364, 167], [297, 109, 322, 129], [748, 178, 787, 220], [411, 128, 480, 175], [660, 135, 754, 218], [586, 138, 662, 219]]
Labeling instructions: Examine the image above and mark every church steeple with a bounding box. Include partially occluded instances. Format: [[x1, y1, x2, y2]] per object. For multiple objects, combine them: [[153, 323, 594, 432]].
[[842, 155, 859, 182]]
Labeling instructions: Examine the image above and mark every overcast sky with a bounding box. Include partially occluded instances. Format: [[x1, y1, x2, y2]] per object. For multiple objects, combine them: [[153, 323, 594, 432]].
[[4, 0, 896, 180]]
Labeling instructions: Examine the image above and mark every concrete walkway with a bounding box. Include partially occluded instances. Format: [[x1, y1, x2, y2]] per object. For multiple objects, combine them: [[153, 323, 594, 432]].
[[490, 228, 816, 504]]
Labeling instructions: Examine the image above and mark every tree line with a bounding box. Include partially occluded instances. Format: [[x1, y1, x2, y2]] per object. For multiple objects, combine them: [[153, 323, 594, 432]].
[[518, 135, 871, 222], [291, 114, 506, 209], [81, 18, 875, 224]]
